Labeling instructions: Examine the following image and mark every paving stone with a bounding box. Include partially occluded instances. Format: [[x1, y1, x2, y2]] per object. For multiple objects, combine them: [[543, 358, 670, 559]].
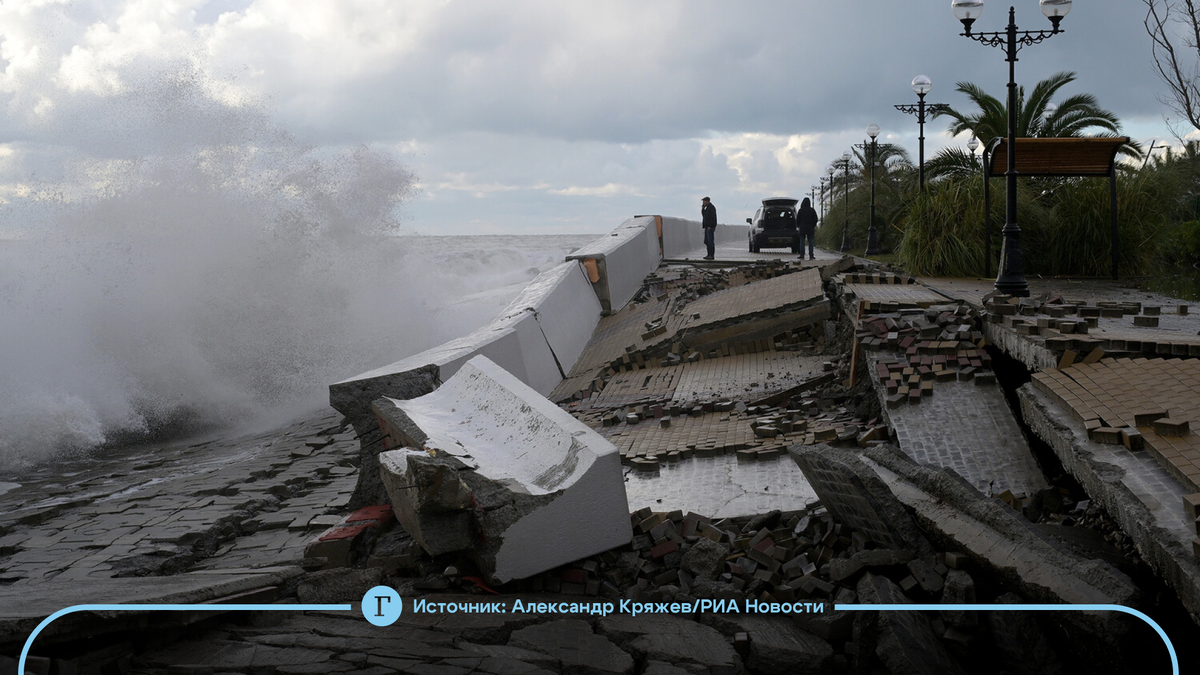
[[680, 538, 729, 580], [787, 444, 933, 555], [874, 371, 1046, 496], [508, 620, 634, 675]]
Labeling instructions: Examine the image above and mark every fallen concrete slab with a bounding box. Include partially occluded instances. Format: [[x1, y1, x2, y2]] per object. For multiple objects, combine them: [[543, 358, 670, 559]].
[[786, 444, 934, 556], [374, 355, 632, 583], [855, 443, 1140, 648], [1019, 381, 1200, 624]]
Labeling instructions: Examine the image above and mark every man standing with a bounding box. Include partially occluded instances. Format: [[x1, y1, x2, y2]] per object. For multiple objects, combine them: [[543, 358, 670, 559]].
[[796, 196, 818, 260], [701, 196, 717, 260]]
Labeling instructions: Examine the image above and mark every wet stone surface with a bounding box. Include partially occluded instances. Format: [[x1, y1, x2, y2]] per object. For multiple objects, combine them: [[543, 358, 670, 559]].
[[0, 409, 359, 588]]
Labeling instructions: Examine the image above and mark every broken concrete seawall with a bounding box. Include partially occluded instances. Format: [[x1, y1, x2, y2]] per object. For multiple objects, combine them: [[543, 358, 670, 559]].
[[330, 216, 751, 507]]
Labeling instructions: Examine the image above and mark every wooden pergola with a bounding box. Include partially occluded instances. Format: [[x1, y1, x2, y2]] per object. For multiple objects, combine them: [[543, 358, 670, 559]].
[[981, 136, 1128, 279]]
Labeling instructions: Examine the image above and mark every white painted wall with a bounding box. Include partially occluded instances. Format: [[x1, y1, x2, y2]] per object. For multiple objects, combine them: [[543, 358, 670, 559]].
[[566, 215, 659, 313], [660, 216, 750, 258], [331, 259, 601, 412], [496, 260, 603, 380]]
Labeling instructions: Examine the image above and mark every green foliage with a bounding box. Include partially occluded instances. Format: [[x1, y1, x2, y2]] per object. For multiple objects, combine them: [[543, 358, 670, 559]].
[[893, 173, 1172, 278], [1038, 173, 1171, 276]]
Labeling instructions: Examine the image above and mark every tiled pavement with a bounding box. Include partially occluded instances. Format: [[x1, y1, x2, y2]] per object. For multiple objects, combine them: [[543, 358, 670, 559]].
[[668, 242, 842, 263], [1033, 358, 1200, 493], [876, 369, 1048, 497], [552, 264, 829, 404], [842, 281, 953, 310], [623, 452, 818, 517], [926, 276, 1200, 353], [0, 409, 358, 590], [672, 266, 825, 329], [588, 351, 824, 410]]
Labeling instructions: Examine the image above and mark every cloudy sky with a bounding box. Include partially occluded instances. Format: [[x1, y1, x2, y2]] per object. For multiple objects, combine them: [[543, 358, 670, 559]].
[[0, 0, 1186, 235]]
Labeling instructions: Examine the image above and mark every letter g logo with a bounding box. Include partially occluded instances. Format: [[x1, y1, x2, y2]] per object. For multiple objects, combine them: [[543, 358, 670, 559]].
[[361, 586, 402, 626]]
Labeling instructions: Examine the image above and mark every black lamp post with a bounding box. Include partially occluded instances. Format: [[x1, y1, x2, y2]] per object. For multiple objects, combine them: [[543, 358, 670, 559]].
[[895, 75, 948, 191], [825, 167, 835, 223], [865, 124, 881, 255], [818, 176, 829, 222], [840, 151, 852, 253], [954, 0, 1072, 297], [968, 136, 985, 275]]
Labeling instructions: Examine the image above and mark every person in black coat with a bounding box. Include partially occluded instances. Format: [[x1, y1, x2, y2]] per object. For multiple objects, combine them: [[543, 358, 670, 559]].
[[795, 197, 818, 260], [701, 196, 717, 260]]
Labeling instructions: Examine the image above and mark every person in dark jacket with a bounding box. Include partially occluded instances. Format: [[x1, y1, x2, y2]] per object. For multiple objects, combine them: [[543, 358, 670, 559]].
[[795, 196, 818, 260], [701, 196, 717, 260]]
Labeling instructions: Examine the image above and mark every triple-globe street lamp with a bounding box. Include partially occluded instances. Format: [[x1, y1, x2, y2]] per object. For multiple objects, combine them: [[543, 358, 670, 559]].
[[953, 0, 1072, 297]]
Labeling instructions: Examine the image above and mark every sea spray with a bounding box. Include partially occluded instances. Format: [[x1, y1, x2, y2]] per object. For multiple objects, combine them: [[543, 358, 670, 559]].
[[0, 74, 589, 470]]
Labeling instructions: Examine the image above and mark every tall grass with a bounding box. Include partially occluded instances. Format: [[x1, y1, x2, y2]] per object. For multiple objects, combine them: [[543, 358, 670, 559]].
[[895, 172, 1171, 278], [896, 180, 982, 277], [1039, 172, 1172, 276]]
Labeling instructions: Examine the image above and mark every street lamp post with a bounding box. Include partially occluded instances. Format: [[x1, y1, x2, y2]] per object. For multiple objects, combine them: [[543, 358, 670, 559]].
[[954, 0, 1072, 297], [818, 176, 828, 222], [968, 135, 984, 275], [865, 124, 881, 255], [840, 151, 852, 253], [826, 167, 835, 223], [895, 75, 949, 191]]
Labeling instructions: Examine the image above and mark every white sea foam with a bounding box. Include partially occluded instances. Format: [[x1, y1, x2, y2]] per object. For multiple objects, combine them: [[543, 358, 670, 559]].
[[0, 72, 595, 471]]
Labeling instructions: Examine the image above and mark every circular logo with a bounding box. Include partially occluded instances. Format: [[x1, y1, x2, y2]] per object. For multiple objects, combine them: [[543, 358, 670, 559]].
[[361, 585, 402, 626]]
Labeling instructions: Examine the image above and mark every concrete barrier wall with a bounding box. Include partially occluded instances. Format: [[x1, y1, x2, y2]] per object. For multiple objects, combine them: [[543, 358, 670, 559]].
[[330, 260, 602, 417], [333, 213, 694, 419], [566, 215, 659, 314], [661, 217, 750, 258], [499, 260, 604, 378]]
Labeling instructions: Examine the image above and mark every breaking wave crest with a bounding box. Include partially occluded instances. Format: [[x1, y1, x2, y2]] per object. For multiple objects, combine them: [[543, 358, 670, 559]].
[[0, 76, 589, 471]]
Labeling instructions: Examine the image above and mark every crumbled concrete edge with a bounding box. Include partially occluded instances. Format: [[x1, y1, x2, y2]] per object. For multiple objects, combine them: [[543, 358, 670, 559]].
[[1018, 382, 1200, 624], [982, 321, 1059, 372], [787, 444, 935, 556], [332, 364, 440, 508], [857, 442, 1140, 640]]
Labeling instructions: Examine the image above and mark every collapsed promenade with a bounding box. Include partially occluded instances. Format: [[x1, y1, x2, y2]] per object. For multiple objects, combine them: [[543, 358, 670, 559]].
[[1, 216, 1197, 674]]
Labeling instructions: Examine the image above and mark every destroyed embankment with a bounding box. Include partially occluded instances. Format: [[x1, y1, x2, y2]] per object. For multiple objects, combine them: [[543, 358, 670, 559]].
[[277, 252, 1163, 674], [6, 211, 1188, 673]]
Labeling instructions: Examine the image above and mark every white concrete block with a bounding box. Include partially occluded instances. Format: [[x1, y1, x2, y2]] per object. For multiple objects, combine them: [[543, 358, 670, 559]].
[[567, 216, 660, 313], [497, 260, 603, 378], [377, 355, 631, 582]]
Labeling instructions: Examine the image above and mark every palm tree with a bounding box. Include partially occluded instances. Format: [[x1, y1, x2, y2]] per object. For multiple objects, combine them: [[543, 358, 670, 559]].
[[925, 72, 1141, 183], [935, 71, 1126, 140]]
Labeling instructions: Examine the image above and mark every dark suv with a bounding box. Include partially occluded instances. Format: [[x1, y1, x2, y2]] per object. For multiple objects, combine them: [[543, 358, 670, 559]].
[[746, 197, 800, 253]]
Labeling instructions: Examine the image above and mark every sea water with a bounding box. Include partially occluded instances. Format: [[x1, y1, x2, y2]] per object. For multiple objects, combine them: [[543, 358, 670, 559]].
[[0, 230, 594, 472]]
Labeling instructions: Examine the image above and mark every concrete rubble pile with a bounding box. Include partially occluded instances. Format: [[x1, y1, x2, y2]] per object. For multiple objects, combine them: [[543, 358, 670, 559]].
[[790, 441, 1147, 674], [370, 355, 633, 584]]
